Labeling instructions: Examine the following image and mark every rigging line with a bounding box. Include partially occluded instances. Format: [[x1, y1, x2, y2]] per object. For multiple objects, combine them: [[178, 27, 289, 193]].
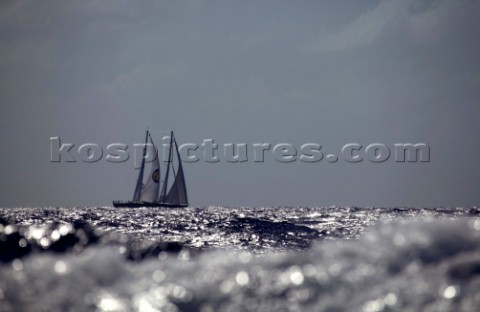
[[148, 130, 175, 133], [171, 159, 177, 178], [170, 136, 177, 178], [147, 132, 159, 158]]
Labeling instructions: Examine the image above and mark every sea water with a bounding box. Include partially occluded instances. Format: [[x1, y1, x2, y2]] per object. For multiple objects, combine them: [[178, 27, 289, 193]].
[[0, 206, 479, 311]]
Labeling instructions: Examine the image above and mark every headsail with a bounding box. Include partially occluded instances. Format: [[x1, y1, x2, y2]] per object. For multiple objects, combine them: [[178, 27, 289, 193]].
[[165, 168, 188, 205], [165, 159, 188, 205]]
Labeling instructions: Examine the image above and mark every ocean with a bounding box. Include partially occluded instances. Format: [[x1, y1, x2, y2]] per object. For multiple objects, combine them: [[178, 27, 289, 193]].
[[0, 206, 479, 312]]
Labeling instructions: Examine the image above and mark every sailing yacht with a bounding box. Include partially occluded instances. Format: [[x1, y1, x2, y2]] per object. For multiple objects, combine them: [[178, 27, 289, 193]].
[[113, 130, 188, 208]]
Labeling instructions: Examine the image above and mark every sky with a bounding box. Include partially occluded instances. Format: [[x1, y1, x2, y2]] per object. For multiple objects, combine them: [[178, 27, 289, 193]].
[[1, 0, 479, 207]]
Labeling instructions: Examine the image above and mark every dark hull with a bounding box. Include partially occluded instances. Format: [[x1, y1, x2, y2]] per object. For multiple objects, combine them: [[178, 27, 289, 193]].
[[113, 201, 188, 208]]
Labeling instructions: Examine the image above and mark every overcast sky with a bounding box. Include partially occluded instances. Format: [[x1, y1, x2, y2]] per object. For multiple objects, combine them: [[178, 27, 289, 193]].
[[1, 0, 479, 207]]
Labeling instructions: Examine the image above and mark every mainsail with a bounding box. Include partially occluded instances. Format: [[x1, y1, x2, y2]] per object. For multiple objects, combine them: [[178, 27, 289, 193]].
[[140, 135, 160, 202], [132, 131, 148, 201], [133, 131, 160, 203]]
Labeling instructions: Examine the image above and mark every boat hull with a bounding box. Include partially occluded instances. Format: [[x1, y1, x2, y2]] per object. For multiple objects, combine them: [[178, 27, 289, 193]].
[[113, 201, 188, 208]]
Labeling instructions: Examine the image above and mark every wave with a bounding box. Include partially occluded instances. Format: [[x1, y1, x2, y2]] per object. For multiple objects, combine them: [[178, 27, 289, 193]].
[[1, 217, 479, 311]]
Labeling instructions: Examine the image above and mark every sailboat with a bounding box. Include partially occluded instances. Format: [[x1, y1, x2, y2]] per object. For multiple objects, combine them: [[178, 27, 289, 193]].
[[113, 130, 189, 208]]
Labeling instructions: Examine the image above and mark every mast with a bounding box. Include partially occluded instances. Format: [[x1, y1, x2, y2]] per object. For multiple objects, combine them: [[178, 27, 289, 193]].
[[161, 131, 174, 203], [133, 130, 149, 201]]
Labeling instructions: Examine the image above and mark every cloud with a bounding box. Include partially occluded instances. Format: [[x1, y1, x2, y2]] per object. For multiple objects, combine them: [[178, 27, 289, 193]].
[[305, 0, 480, 52]]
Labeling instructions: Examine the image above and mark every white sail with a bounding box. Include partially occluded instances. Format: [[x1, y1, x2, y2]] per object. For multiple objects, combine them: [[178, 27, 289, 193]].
[[140, 137, 160, 203], [133, 131, 149, 201]]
